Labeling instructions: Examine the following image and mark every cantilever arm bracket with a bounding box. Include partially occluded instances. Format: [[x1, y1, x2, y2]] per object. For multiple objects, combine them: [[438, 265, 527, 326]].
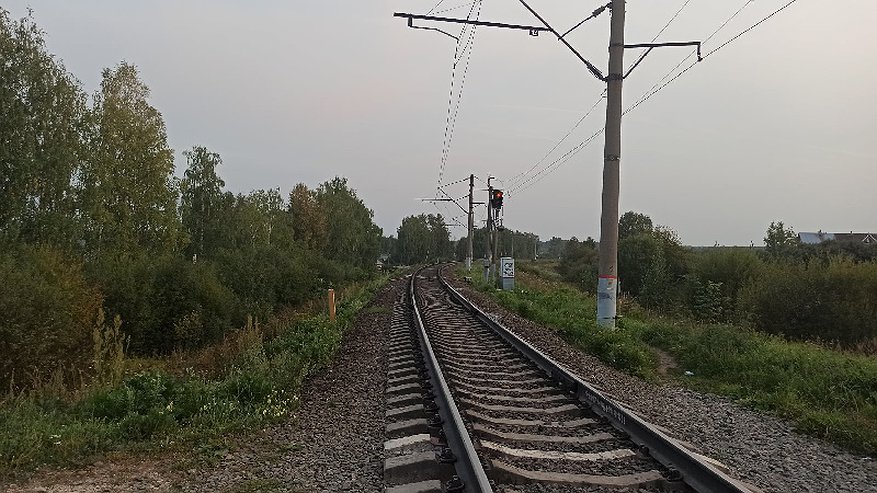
[[406, 16, 460, 41], [623, 41, 702, 79], [394, 9, 605, 82], [394, 13, 549, 35]]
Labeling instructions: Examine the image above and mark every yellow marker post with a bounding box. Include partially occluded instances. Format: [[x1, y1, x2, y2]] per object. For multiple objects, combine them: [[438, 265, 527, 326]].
[[328, 288, 336, 323]]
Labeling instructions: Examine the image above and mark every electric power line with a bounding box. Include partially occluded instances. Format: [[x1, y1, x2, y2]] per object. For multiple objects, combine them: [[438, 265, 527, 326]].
[[508, 127, 604, 195], [625, 0, 696, 75], [506, 92, 605, 190], [438, 176, 471, 188], [703, 0, 799, 58], [638, 0, 755, 100], [434, 2, 479, 16], [626, 0, 799, 116], [508, 0, 801, 197], [436, 0, 483, 192], [508, 0, 694, 193], [426, 0, 447, 15]]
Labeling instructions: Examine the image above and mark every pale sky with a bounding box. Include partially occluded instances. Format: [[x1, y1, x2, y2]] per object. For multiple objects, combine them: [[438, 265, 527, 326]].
[[6, 1, 876, 245]]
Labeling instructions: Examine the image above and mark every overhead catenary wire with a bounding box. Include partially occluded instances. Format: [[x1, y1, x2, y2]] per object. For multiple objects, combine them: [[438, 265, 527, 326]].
[[434, 2, 479, 16], [637, 0, 755, 100], [703, 0, 799, 58], [508, 0, 694, 193], [508, 127, 604, 195], [436, 0, 483, 194], [624, 0, 696, 76], [626, 0, 798, 116], [505, 92, 606, 190], [438, 176, 472, 188], [509, 0, 801, 197], [426, 0, 447, 15]]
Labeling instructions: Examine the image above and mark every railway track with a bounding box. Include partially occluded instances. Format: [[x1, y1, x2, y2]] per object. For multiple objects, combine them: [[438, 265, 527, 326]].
[[383, 265, 757, 493]]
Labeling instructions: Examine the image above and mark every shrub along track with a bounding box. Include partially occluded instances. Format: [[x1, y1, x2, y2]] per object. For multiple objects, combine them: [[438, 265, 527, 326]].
[[384, 265, 758, 493]]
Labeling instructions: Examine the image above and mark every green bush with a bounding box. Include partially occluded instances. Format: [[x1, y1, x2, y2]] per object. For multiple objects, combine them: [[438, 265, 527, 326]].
[[618, 230, 689, 301], [151, 257, 239, 350], [556, 238, 598, 291], [0, 246, 103, 389], [88, 252, 240, 354], [739, 259, 877, 345], [684, 275, 728, 323], [689, 248, 761, 318], [214, 244, 320, 320]]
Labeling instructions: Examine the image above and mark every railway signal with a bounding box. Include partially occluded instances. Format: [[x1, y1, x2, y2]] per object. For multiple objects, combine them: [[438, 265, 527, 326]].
[[491, 189, 504, 210]]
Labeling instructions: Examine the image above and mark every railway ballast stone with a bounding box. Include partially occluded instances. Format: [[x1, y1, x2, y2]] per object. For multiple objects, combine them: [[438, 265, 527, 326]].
[[448, 272, 877, 493]]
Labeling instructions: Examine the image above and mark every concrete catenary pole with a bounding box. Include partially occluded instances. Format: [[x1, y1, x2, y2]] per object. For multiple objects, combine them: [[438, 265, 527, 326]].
[[492, 212, 499, 278], [486, 181, 493, 266], [596, 0, 625, 328], [467, 174, 475, 270], [484, 177, 493, 282]]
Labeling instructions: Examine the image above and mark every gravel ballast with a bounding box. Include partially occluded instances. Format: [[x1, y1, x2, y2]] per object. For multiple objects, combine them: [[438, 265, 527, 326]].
[[448, 274, 877, 493], [179, 280, 401, 493]]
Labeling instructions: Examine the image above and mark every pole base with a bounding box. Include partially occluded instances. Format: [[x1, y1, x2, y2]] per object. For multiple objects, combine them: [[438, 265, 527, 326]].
[[596, 276, 617, 329]]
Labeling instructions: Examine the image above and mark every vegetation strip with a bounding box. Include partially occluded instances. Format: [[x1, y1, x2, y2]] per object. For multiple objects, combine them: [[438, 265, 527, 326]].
[[471, 263, 877, 455], [0, 276, 388, 481]]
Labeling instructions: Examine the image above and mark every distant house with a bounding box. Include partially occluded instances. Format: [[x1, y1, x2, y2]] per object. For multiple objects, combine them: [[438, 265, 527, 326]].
[[798, 231, 877, 245]]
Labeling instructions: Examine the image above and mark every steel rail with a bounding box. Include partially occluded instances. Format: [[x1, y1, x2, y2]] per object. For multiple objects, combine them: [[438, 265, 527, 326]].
[[436, 265, 756, 493], [409, 267, 494, 493]]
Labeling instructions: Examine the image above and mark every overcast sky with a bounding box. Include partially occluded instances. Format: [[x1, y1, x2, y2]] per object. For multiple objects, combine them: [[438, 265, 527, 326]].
[[6, 1, 876, 245]]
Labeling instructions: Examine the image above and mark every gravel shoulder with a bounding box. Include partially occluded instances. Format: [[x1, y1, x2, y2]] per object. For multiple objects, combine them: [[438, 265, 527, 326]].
[[5, 278, 401, 493], [448, 273, 877, 493], [179, 279, 398, 493]]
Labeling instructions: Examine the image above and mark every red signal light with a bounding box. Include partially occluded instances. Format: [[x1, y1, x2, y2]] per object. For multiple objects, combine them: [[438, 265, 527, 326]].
[[491, 189, 504, 209]]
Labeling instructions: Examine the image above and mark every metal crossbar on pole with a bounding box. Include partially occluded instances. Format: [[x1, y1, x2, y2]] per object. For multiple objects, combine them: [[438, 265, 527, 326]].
[[394, 12, 548, 33], [395, 1, 701, 328]]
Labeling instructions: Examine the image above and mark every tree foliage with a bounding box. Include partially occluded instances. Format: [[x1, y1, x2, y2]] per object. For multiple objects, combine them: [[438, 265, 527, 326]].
[[395, 213, 451, 264], [763, 221, 799, 261], [288, 183, 327, 251], [0, 11, 388, 388], [180, 146, 226, 258], [82, 62, 182, 254], [315, 177, 382, 270], [0, 10, 87, 248], [619, 211, 653, 241], [557, 237, 598, 291]]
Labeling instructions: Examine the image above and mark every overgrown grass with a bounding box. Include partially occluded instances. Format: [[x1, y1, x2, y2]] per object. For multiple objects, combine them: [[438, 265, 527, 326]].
[[625, 316, 877, 454], [468, 267, 656, 380], [0, 275, 389, 479], [468, 263, 877, 455]]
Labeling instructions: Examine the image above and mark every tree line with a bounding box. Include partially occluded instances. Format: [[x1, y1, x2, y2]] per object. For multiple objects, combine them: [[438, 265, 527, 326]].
[[381, 214, 544, 266], [0, 11, 382, 388], [555, 212, 877, 347]]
